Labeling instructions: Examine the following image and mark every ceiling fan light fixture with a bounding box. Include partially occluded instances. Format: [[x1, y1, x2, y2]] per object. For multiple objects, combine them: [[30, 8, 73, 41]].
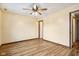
[[32, 12, 35, 15], [33, 4, 37, 10], [32, 12, 38, 16], [23, 3, 47, 16]]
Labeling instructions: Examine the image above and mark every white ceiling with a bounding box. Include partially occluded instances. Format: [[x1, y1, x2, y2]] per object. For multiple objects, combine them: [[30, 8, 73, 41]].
[[0, 3, 78, 16]]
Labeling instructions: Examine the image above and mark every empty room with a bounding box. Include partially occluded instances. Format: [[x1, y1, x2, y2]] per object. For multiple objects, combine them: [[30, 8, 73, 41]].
[[0, 3, 79, 56]]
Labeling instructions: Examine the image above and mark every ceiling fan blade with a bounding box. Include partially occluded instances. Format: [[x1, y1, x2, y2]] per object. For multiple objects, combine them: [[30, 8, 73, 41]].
[[37, 11, 42, 15], [39, 8, 47, 11]]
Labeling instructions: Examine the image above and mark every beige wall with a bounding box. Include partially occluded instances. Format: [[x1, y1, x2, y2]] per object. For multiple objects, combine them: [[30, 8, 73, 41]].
[[1, 4, 79, 47], [2, 12, 38, 44], [43, 4, 79, 47], [0, 10, 2, 45]]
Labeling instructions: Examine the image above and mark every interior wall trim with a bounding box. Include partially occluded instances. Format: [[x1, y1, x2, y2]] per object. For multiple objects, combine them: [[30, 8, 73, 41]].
[[69, 10, 79, 48], [2, 38, 38, 45]]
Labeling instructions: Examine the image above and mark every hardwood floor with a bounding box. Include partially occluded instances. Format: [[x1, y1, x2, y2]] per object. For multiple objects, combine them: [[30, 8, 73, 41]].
[[0, 38, 76, 56], [70, 40, 79, 56]]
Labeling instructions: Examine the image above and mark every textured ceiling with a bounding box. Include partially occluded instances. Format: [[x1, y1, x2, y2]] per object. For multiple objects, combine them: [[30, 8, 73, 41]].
[[0, 3, 78, 16]]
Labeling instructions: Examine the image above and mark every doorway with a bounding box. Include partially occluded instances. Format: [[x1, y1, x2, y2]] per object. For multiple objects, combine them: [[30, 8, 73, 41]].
[[70, 10, 79, 48], [75, 14, 79, 41], [38, 20, 43, 39]]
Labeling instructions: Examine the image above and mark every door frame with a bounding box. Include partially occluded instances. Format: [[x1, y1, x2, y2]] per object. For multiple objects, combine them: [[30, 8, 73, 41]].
[[38, 20, 43, 39], [69, 10, 79, 48]]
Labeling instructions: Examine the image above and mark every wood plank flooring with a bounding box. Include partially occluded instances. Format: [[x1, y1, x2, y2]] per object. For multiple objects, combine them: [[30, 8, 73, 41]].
[[0, 39, 75, 56], [70, 40, 79, 56]]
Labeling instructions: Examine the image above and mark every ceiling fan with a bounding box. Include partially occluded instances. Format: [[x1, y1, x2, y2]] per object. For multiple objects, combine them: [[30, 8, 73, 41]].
[[23, 3, 47, 16]]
